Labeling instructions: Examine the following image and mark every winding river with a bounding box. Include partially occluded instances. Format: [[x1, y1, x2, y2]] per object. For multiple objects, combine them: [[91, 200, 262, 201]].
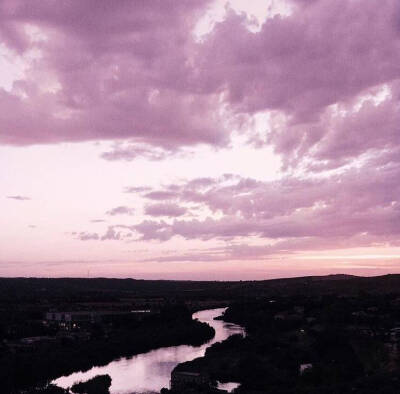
[[53, 308, 245, 394]]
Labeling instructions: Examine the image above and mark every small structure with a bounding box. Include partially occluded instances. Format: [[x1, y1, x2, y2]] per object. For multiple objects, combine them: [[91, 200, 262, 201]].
[[170, 370, 210, 391], [45, 311, 98, 329], [45, 310, 154, 329], [299, 363, 313, 374]]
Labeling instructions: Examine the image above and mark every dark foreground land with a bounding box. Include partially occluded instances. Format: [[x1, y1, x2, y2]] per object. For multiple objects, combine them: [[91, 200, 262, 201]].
[[165, 276, 400, 394], [0, 277, 221, 393], [2, 274, 400, 393]]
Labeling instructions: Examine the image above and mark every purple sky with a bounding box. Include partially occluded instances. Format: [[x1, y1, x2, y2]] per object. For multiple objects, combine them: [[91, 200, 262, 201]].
[[1, 0, 400, 279]]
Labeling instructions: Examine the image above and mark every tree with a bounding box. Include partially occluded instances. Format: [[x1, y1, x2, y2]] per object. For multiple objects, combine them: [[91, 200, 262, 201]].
[[71, 375, 112, 394]]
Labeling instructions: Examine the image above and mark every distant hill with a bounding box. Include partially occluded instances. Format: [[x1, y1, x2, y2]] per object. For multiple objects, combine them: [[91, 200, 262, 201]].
[[310, 274, 357, 281], [0, 274, 400, 302], [246, 274, 400, 296]]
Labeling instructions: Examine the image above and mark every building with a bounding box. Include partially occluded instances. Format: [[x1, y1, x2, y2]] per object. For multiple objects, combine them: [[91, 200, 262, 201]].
[[45, 310, 154, 329], [45, 311, 100, 329]]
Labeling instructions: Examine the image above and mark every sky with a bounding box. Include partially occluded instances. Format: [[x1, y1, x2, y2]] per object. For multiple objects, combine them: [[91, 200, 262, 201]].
[[1, 0, 400, 280]]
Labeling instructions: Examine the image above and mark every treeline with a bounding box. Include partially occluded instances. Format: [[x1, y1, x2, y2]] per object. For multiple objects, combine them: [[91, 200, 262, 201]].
[[3, 275, 400, 304], [0, 278, 230, 303]]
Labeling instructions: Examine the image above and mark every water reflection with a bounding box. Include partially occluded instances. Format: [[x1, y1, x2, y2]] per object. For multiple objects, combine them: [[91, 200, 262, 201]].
[[217, 382, 240, 393], [53, 308, 244, 394]]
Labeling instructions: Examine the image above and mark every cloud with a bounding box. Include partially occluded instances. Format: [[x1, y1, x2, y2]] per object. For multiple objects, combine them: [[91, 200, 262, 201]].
[[0, 0, 227, 151], [144, 233, 396, 263], [145, 203, 187, 217], [101, 226, 122, 241], [77, 232, 99, 241], [106, 206, 134, 216], [101, 143, 170, 162], [0, 0, 398, 170], [75, 226, 130, 242], [124, 186, 152, 194], [143, 191, 179, 201], [6, 195, 30, 201], [73, 151, 400, 259], [131, 160, 400, 245], [195, 0, 400, 170]]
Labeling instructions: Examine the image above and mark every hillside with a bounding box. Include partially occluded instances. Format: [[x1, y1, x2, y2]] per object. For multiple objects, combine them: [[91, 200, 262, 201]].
[[1, 274, 400, 303]]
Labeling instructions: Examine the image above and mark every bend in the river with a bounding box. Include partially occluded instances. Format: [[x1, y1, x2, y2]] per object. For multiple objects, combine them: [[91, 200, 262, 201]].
[[53, 308, 245, 394]]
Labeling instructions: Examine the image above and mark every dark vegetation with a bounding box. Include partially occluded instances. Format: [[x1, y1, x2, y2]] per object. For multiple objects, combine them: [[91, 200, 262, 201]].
[[165, 283, 400, 393], [22, 374, 112, 394], [4, 274, 400, 304], [70, 374, 112, 394], [0, 277, 218, 393]]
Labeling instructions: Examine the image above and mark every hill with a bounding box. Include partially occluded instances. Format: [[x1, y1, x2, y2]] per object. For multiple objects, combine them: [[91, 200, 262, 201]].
[[1, 274, 400, 303]]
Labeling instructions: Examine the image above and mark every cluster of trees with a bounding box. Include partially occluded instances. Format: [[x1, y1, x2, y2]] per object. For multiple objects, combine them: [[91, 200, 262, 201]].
[[18, 375, 111, 394]]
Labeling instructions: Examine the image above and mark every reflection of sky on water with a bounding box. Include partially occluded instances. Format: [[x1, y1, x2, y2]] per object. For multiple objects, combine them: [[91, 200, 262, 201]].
[[53, 308, 245, 394], [217, 381, 240, 393]]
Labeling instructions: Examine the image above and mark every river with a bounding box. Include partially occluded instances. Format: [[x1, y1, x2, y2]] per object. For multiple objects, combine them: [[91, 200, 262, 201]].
[[53, 308, 245, 394]]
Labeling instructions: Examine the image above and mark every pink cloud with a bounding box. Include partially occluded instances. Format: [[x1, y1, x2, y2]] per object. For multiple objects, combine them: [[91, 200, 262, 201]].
[[77, 232, 99, 241], [0, 0, 228, 150], [100, 144, 169, 162], [145, 203, 187, 217], [76, 226, 127, 242], [144, 233, 398, 263], [130, 159, 400, 244], [100, 226, 122, 241], [106, 206, 134, 216], [195, 0, 400, 170], [124, 186, 152, 194], [0, 0, 398, 170], [143, 191, 179, 201]]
